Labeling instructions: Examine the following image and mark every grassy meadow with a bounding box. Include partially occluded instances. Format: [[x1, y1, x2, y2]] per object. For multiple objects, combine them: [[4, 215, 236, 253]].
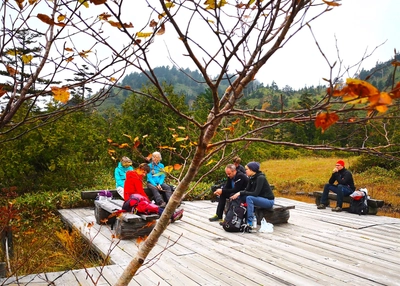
[[261, 157, 400, 218]]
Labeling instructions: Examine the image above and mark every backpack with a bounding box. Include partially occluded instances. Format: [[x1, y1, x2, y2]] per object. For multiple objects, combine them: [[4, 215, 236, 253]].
[[122, 194, 159, 215], [222, 199, 249, 232], [349, 190, 368, 215]]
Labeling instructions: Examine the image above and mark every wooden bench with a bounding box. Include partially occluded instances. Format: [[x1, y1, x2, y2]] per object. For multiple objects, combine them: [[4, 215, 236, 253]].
[[81, 189, 121, 200], [94, 199, 159, 239], [255, 204, 295, 225], [313, 191, 384, 215]]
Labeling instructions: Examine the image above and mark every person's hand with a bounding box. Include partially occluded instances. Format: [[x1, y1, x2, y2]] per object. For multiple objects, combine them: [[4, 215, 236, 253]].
[[157, 184, 162, 190], [333, 167, 338, 173], [230, 192, 240, 200], [214, 188, 222, 196]]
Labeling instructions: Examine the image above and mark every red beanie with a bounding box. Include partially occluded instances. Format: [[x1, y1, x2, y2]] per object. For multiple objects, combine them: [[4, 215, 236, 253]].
[[336, 160, 345, 167]]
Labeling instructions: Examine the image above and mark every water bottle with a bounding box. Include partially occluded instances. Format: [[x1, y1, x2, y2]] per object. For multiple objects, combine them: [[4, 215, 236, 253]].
[[252, 214, 257, 228]]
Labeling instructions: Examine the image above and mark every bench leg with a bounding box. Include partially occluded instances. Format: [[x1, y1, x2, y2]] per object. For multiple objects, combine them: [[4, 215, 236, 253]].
[[256, 209, 291, 225]]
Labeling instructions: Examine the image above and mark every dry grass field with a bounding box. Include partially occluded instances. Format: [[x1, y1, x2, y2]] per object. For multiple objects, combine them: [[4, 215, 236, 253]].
[[261, 157, 400, 218]]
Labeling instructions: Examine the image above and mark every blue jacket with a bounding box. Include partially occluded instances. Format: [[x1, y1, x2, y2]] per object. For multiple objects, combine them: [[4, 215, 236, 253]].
[[147, 162, 166, 186], [114, 162, 134, 188]]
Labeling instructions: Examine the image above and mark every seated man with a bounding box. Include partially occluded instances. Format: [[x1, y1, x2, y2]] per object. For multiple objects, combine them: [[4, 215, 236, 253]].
[[209, 164, 249, 223], [114, 156, 134, 199], [317, 159, 355, 212], [147, 151, 172, 207]]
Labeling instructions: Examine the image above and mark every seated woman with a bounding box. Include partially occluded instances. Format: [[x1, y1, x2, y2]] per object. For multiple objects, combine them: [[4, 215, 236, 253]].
[[124, 163, 183, 223], [114, 156, 134, 198], [147, 151, 172, 207], [230, 161, 274, 229]]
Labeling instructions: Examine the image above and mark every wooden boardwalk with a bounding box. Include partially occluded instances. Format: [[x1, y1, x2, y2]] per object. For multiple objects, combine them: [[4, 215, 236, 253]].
[[1, 198, 400, 286]]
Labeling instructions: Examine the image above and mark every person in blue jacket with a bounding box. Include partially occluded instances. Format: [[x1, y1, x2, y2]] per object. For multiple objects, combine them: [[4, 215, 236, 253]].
[[147, 151, 172, 207], [115, 156, 134, 198]]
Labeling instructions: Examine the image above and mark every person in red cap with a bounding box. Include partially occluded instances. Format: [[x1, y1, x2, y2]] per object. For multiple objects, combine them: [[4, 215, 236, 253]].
[[317, 159, 356, 212]]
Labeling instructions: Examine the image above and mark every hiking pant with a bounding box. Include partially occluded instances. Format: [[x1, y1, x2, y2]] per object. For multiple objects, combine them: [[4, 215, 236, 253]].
[[321, 184, 353, 208]]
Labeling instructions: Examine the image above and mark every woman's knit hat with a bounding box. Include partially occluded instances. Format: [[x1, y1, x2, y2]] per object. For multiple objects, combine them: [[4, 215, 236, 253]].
[[246, 161, 260, 172]]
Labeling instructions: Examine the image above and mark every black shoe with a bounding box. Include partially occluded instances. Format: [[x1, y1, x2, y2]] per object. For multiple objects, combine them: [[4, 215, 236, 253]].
[[332, 207, 342, 212], [209, 215, 221, 222]]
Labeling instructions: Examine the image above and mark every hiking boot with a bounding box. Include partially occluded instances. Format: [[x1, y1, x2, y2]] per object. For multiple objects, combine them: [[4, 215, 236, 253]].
[[332, 207, 342, 212], [209, 214, 221, 222], [219, 220, 225, 226], [317, 204, 326, 209], [171, 209, 184, 223]]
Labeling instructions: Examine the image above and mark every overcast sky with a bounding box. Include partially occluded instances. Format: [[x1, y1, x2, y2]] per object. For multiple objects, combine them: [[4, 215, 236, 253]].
[[257, 0, 400, 89]]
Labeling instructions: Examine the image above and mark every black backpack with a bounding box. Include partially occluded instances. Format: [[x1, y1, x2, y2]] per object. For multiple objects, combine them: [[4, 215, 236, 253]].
[[222, 199, 249, 232], [349, 191, 369, 215]]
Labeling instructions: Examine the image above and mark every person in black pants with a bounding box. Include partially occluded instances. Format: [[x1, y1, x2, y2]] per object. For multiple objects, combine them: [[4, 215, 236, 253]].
[[209, 164, 249, 223]]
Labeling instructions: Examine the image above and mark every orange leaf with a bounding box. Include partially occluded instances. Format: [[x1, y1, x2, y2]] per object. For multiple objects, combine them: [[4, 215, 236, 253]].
[[51, 86, 70, 103], [65, 47, 73, 52], [173, 164, 182, 170], [0, 86, 7, 97], [322, 0, 341, 6], [6, 65, 18, 76], [118, 143, 129, 148], [390, 82, 400, 99], [391, 60, 400, 67], [314, 112, 339, 132], [99, 13, 112, 20], [65, 56, 74, 62], [37, 14, 55, 25]]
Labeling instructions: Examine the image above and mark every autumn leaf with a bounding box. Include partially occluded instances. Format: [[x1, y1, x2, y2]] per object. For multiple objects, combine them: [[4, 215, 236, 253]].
[[118, 143, 129, 148], [177, 126, 186, 130], [136, 32, 153, 38], [79, 50, 91, 58], [51, 86, 70, 103], [29, 0, 38, 4], [390, 82, 400, 99], [15, 0, 24, 9], [164, 165, 173, 173], [65, 56, 74, 63], [6, 65, 18, 76], [156, 23, 166, 35], [123, 134, 132, 140], [90, 0, 107, 4], [165, 2, 175, 8], [173, 164, 182, 170], [322, 0, 341, 6], [261, 102, 270, 110], [146, 154, 152, 161], [369, 92, 392, 113], [314, 112, 339, 132], [0, 86, 7, 97], [78, 0, 89, 8], [205, 159, 215, 166], [108, 20, 133, 28], [149, 19, 158, 28], [231, 118, 240, 125], [99, 13, 112, 20], [110, 77, 117, 82], [204, 0, 227, 9], [136, 236, 146, 244], [133, 140, 140, 148], [391, 60, 400, 67], [158, 12, 167, 19], [64, 47, 73, 52], [21, 54, 33, 64], [175, 136, 189, 142], [57, 14, 66, 22], [38, 14, 55, 25], [6, 49, 21, 56]]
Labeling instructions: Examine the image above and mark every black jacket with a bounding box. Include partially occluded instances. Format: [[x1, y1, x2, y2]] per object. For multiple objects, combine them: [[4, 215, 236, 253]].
[[240, 171, 274, 200], [328, 168, 355, 191], [222, 171, 249, 195]]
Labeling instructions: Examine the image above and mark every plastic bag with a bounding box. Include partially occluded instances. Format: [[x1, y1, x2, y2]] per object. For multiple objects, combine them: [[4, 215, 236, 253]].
[[258, 218, 273, 233]]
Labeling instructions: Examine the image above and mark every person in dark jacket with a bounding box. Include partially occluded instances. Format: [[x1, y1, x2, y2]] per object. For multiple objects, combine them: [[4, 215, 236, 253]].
[[317, 159, 355, 212], [230, 161, 274, 228], [209, 164, 249, 222]]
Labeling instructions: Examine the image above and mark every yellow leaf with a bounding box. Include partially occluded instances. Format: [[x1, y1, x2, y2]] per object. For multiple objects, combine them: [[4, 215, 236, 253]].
[[110, 77, 117, 82], [142, 134, 148, 138], [118, 143, 130, 148], [78, 0, 89, 8], [261, 102, 269, 110], [158, 12, 167, 19], [136, 32, 153, 38], [123, 134, 132, 140], [164, 166, 173, 173], [6, 50, 21, 56], [165, 2, 175, 8], [205, 159, 215, 166], [21, 54, 33, 64], [51, 86, 70, 104], [175, 136, 189, 142], [57, 14, 66, 22], [177, 126, 185, 130]]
